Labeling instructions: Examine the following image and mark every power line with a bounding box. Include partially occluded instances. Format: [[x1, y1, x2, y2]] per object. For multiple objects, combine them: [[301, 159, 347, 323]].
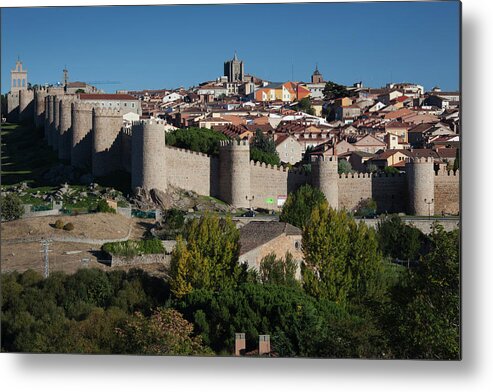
[[40, 239, 53, 278]]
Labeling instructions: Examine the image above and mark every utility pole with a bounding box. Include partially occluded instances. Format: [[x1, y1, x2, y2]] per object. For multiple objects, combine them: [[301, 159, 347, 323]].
[[40, 239, 53, 278]]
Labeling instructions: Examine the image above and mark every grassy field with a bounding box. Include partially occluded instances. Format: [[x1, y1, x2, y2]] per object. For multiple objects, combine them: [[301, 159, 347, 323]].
[[1, 122, 59, 187]]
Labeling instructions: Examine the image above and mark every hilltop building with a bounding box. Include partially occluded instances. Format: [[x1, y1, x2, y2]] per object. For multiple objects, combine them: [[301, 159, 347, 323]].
[[224, 52, 245, 83]]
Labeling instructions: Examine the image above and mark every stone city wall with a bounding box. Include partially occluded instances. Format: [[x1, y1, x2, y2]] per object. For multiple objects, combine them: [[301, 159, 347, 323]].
[[434, 168, 460, 215]]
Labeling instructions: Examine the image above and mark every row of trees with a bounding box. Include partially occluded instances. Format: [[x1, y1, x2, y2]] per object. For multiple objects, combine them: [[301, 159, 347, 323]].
[[2, 185, 459, 358]]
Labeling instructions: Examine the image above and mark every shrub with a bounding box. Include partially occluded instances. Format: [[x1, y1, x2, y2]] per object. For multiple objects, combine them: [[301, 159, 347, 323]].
[[0, 193, 24, 221], [54, 219, 65, 229], [102, 238, 165, 258], [96, 199, 116, 214], [63, 222, 74, 231]]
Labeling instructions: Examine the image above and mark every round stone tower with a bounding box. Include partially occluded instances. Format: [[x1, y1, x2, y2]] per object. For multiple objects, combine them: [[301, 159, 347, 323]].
[[58, 95, 77, 161], [46, 95, 55, 146], [311, 155, 339, 210], [19, 89, 34, 123], [52, 95, 62, 152], [218, 140, 251, 208], [406, 157, 435, 216], [131, 119, 167, 193], [71, 101, 95, 169], [34, 87, 47, 129], [92, 107, 123, 177]]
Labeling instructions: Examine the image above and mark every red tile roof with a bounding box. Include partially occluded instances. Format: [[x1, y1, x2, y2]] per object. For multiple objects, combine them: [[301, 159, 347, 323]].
[[79, 93, 137, 101]]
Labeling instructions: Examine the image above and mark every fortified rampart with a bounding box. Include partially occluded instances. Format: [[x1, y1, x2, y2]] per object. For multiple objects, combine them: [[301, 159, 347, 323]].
[[58, 95, 77, 160], [92, 107, 123, 177], [18, 90, 460, 216]]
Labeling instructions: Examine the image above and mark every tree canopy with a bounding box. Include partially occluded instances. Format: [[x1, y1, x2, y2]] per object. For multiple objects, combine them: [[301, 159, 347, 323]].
[[250, 129, 281, 166], [165, 127, 229, 156], [323, 81, 350, 100], [279, 184, 327, 229]]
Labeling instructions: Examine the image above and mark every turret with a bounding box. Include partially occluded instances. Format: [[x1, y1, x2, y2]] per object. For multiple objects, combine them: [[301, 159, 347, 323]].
[[311, 155, 339, 210], [131, 119, 167, 193], [46, 95, 55, 146], [34, 87, 48, 129], [405, 157, 435, 216], [218, 140, 251, 208], [18, 89, 34, 123], [52, 95, 61, 151], [92, 107, 123, 177], [71, 101, 94, 169], [58, 95, 77, 161]]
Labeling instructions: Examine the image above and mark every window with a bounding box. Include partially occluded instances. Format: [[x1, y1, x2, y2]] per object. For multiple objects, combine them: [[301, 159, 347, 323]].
[[13, 79, 16, 87], [17, 78, 21, 87], [294, 241, 300, 250], [22, 79, 26, 87]]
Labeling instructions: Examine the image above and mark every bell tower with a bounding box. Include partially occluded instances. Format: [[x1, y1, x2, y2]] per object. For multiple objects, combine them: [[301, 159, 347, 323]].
[[11, 59, 28, 93]]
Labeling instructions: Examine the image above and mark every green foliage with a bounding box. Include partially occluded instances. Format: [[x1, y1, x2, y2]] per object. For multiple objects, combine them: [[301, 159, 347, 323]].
[[169, 214, 243, 298], [54, 219, 65, 229], [259, 252, 299, 288], [158, 208, 186, 240], [116, 308, 212, 356], [383, 225, 460, 359], [175, 283, 384, 357], [250, 129, 280, 166], [377, 214, 427, 261], [323, 81, 350, 100], [384, 166, 400, 175], [250, 147, 281, 166], [453, 148, 460, 171], [165, 127, 229, 155], [63, 222, 74, 231], [338, 159, 353, 174], [1, 268, 172, 353], [102, 238, 165, 258], [95, 199, 116, 213], [366, 163, 378, 173], [354, 198, 377, 217], [293, 98, 315, 115], [280, 184, 326, 229], [301, 202, 385, 304], [0, 193, 24, 221]]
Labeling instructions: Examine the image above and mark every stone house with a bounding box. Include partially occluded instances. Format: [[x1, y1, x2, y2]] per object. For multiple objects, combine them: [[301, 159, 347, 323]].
[[353, 134, 386, 154], [238, 222, 303, 277], [275, 134, 303, 165]]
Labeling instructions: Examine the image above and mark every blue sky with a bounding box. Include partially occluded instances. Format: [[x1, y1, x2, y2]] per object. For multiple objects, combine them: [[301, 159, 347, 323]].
[[1, 2, 460, 93]]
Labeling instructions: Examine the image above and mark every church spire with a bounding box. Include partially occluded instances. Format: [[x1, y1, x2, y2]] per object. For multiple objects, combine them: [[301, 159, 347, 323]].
[[233, 50, 238, 61]]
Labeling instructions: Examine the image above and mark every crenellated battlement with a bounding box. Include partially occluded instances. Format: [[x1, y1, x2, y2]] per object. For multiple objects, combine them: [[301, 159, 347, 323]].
[[93, 106, 122, 117], [219, 139, 249, 148], [132, 119, 166, 127], [406, 156, 434, 164], [73, 101, 97, 112], [435, 167, 460, 177], [166, 145, 210, 158], [338, 171, 406, 179]]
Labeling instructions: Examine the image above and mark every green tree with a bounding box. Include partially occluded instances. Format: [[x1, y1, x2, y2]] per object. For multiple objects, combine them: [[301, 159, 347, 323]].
[[383, 225, 460, 359], [165, 127, 229, 155], [293, 98, 315, 115], [116, 308, 212, 355], [95, 199, 116, 213], [169, 214, 243, 298], [301, 203, 384, 304], [453, 148, 460, 171], [250, 129, 280, 166], [377, 214, 427, 262], [279, 184, 326, 229], [323, 81, 350, 100], [259, 252, 299, 288], [354, 198, 377, 217], [338, 159, 353, 174], [384, 166, 400, 175], [1, 193, 24, 221]]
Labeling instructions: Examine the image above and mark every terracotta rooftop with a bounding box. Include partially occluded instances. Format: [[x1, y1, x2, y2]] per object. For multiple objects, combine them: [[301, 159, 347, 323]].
[[79, 93, 137, 101]]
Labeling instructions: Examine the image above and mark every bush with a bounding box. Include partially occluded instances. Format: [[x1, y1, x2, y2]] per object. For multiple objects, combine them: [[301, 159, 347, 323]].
[[102, 238, 165, 258], [54, 219, 65, 229], [280, 184, 326, 229], [1, 193, 24, 221], [96, 199, 116, 214], [63, 222, 74, 231], [354, 198, 377, 217], [338, 159, 353, 174]]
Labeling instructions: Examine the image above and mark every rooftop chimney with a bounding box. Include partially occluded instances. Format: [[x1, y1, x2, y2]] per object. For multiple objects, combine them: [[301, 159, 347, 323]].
[[235, 333, 246, 356], [259, 335, 271, 356]]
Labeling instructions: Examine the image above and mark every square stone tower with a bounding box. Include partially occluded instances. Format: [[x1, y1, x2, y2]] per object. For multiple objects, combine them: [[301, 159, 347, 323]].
[[11, 60, 28, 92]]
